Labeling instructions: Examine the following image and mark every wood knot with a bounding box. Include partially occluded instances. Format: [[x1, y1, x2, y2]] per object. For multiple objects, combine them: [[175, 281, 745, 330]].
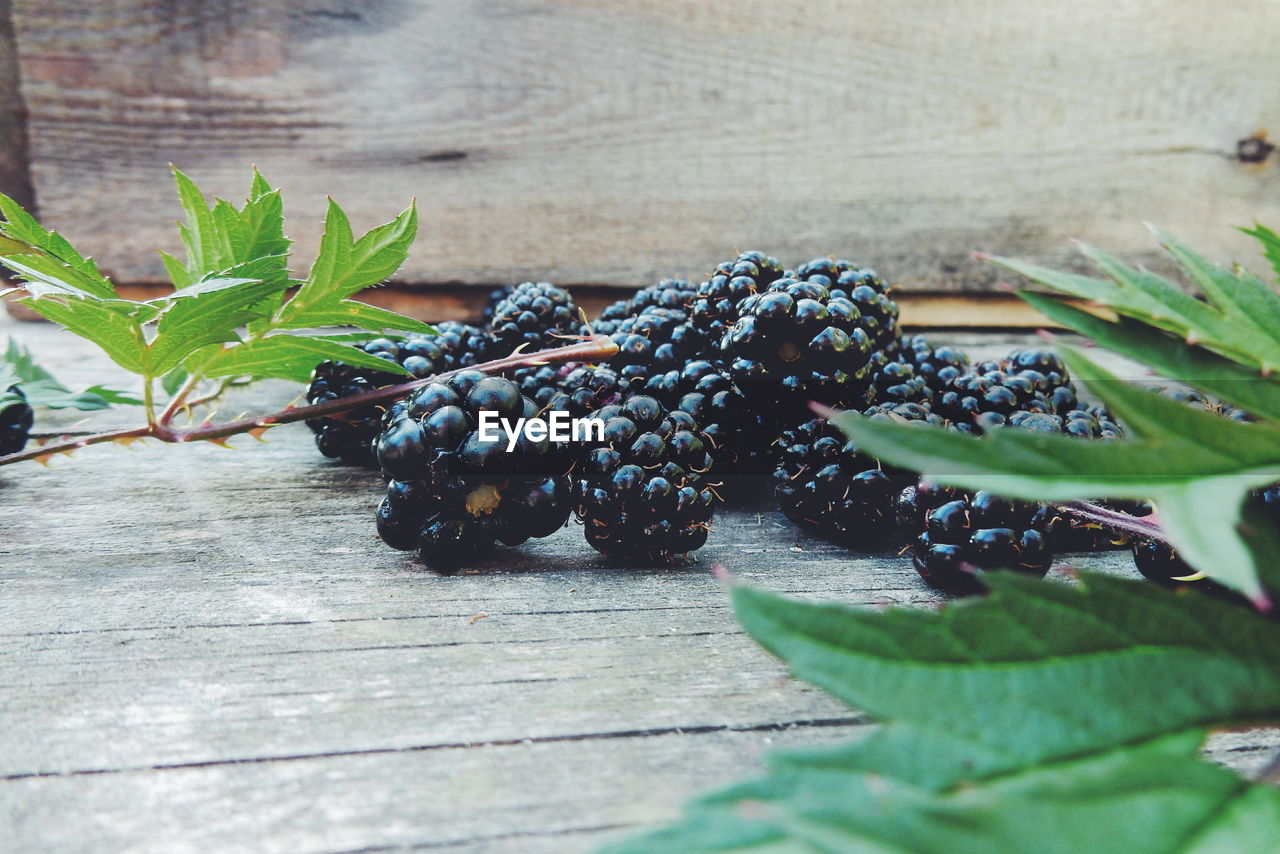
[[1237, 131, 1275, 164]]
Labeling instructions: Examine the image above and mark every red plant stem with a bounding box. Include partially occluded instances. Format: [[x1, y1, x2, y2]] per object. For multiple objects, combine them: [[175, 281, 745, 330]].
[[0, 336, 618, 467], [1054, 500, 1167, 542]]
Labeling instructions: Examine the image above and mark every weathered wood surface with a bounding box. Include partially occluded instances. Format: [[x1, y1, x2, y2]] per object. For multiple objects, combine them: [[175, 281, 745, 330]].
[[8, 0, 1280, 290], [1, 314, 1277, 852]]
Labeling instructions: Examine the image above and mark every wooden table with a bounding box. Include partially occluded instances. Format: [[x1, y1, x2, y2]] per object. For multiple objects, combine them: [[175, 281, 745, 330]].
[[2, 312, 1276, 852]]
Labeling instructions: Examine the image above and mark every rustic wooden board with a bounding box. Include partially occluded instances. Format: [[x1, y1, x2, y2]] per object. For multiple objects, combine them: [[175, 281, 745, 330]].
[[9, 0, 1280, 290], [1, 314, 1276, 852]]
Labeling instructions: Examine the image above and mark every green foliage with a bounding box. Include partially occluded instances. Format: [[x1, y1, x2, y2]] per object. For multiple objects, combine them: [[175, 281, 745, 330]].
[[603, 576, 1280, 853], [0, 167, 432, 412], [1, 337, 140, 410]]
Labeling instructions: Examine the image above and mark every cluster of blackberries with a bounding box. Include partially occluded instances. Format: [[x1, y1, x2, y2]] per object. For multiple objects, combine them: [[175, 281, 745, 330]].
[[303, 249, 1213, 590]]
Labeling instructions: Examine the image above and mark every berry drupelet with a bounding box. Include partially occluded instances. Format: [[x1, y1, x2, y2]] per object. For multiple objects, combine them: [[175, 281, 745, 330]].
[[374, 372, 575, 570], [0, 384, 33, 455], [897, 482, 1055, 595], [489, 281, 581, 353], [574, 395, 718, 562]]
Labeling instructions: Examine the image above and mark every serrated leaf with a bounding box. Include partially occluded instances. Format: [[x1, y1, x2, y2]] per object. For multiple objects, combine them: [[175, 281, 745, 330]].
[[170, 166, 222, 278], [201, 334, 409, 382], [279, 199, 416, 326], [602, 576, 1280, 854], [276, 299, 435, 335], [1020, 293, 1280, 422], [990, 232, 1280, 373], [0, 194, 115, 299], [2, 337, 140, 409], [1243, 222, 1280, 285], [18, 297, 149, 375]]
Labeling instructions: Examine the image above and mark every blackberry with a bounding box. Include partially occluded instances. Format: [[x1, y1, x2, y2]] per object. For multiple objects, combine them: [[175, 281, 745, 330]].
[[627, 277, 697, 314], [432, 320, 498, 367], [306, 337, 450, 466], [998, 347, 1078, 413], [548, 364, 637, 417], [489, 281, 581, 352], [899, 333, 970, 393], [374, 373, 574, 569], [933, 369, 1052, 433], [591, 299, 633, 337], [689, 250, 787, 340], [868, 359, 930, 406], [480, 286, 514, 324], [574, 395, 718, 561], [772, 406, 933, 542], [643, 360, 772, 473], [898, 482, 1054, 595], [608, 306, 708, 384], [722, 275, 886, 416], [795, 258, 901, 354], [0, 384, 33, 455]]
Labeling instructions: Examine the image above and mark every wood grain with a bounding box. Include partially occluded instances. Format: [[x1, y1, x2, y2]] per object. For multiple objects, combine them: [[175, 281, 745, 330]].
[[0, 314, 1276, 852], [8, 0, 1280, 291]]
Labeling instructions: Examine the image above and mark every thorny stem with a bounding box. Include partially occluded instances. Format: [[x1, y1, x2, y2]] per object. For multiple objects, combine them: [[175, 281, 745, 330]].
[[157, 373, 204, 424], [1054, 500, 1167, 542], [0, 336, 618, 468]]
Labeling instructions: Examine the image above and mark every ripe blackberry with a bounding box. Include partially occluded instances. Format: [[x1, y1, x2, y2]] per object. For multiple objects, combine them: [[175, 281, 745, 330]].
[[689, 250, 787, 340], [432, 320, 498, 367], [306, 336, 456, 465], [0, 384, 33, 455], [591, 299, 632, 337], [608, 306, 708, 384], [643, 360, 772, 473], [722, 275, 887, 416], [374, 373, 574, 569], [899, 334, 970, 393], [898, 482, 1054, 595], [933, 369, 1053, 433], [489, 281, 581, 352], [627, 277, 697, 314], [772, 407, 932, 542], [868, 359, 930, 406], [548, 364, 637, 417], [998, 348, 1078, 413], [574, 395, 718, 561], [480, 286, 514, 324], [794, 258, 901, 354]]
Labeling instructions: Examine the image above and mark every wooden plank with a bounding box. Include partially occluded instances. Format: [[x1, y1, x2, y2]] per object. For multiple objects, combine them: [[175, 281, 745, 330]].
[[0, 314, 1276, 851], [9, 0, 1280, 290]]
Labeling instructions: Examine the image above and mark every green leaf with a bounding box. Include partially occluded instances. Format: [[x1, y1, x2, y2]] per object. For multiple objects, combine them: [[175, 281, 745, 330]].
[[1243, 222, 1280, 285], [200, 334, 410, 383], [18, 297, 149, 375], [602, 576, 1280, 854], [989, 232, 1280, 373], [276, 299, 435, 335], [160, 369, 189, 397], [0, 337, 141, 409], [0, 194, 115, 299], [278, 199, 417, 326], [1020, 293, 1280, 422]]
